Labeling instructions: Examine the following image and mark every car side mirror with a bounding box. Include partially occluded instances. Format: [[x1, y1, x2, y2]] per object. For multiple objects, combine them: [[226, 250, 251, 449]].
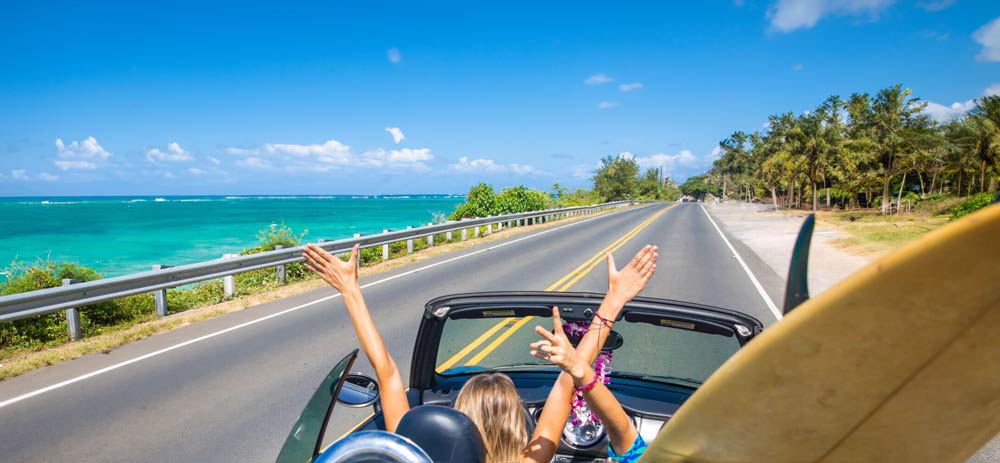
[[337, 373, 380, 408]]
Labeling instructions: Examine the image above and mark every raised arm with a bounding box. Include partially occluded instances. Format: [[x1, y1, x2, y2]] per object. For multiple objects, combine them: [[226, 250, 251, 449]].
[[532, 308, 639, 456], [522, 245, 657, 463], [303, 244, 410, 432]]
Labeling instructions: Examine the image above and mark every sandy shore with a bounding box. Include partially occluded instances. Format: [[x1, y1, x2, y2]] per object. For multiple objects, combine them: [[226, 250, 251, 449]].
[[705, 202, 871, 296]]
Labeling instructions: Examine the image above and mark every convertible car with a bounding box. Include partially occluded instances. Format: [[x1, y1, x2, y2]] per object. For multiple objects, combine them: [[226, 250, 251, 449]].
[[274, 291, 763, 463], [276, 203, 1000, 463]]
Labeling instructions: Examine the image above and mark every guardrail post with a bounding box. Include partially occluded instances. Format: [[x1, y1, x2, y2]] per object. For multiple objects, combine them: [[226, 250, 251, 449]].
[[427, 224, 434, 246], [151, 265, 171, 317], [461, 228, 467, 241], [382, 230, 390, 260], [61, 279, 83, 341], [474, 225, 480, 237], [446, 230, 452, 242], [275, 245, 286, 285], [487, 223, 492, 234], [497, 221, 502, 231], [406, 226, 413, 254], [222, 254, 237, 298]]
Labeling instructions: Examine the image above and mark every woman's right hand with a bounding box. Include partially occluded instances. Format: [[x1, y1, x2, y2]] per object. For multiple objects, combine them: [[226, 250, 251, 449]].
[[303, 243, 360, 294], [531, 307, 590, 381]]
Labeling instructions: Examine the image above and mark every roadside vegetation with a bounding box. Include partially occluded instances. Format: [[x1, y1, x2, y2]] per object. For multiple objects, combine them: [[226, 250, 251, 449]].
[[448, 157, 680, 222], [678, 85, 998, 220], [675, 84, 998, 256]]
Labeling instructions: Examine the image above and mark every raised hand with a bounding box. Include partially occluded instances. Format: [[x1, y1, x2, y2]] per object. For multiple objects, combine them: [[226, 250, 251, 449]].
[[302, 243, 360, 294], [606, 245, 658, 307], [531, 307, 590, 381]]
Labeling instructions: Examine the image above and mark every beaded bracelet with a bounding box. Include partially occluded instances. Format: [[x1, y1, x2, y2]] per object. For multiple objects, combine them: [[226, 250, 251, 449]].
[[574, 372, 600, 394], [594, 312, 614, 328]]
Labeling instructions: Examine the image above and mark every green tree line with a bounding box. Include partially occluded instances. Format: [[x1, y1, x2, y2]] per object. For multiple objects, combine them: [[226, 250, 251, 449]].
[[684, 84, 1000, 214]]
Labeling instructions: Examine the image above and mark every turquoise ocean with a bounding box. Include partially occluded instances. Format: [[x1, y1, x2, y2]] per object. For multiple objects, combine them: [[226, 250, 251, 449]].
[[0, 195, 466, 282]]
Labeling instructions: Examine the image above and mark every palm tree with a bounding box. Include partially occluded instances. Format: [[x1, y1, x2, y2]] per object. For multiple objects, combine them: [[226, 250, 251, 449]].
[[968, 95, 1000, 193], [850, 85, 929, 214]]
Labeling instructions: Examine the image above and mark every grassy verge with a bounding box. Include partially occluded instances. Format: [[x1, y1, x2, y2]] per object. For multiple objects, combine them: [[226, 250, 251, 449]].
[[0, 206, 630, 381], [816, 210, 951, 258]]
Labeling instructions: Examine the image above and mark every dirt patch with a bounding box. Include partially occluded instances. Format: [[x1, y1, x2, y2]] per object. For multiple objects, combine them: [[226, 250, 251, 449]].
[[704, 202, 871, 296]]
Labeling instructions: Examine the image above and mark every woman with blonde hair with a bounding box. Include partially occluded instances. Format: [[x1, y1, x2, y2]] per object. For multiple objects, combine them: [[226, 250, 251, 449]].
[[303, 242, 657, 463]]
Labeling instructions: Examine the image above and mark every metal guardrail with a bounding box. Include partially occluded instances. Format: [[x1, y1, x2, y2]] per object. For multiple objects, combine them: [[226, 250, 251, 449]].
[[0, 201, 640, 329]]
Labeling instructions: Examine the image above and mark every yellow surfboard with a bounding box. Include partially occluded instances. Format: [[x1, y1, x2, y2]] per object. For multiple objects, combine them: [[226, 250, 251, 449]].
[[642, 204, 1000, 462]]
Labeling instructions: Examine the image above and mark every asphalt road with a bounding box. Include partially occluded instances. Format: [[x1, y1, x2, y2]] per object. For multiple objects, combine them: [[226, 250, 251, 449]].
[[0, 202, 785, 462]]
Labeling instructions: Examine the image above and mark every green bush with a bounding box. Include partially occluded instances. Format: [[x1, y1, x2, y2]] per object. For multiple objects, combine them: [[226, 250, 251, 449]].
[[450, 183, 552, 219], [0, 260, 156, 350], [1, 223, 315, 353], [551, 183, 602, 207], [951, 193, 995, 220], [359, 247, 383, 266]]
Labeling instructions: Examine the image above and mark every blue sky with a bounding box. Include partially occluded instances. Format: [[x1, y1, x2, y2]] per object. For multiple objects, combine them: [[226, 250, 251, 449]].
[[1, 0, 997, 196]]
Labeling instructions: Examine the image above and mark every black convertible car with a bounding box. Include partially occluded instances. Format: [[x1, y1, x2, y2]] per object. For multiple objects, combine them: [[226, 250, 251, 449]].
[[275, 291, 763, 463]]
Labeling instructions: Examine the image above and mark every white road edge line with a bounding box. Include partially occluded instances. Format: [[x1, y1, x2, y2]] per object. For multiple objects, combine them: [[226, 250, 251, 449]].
[[699, 203, 783, 321], [0, 206, 649, 410]]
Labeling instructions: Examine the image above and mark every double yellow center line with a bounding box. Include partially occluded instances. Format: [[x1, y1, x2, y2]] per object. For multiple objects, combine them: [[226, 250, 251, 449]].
[[435, 204, 674, 371]]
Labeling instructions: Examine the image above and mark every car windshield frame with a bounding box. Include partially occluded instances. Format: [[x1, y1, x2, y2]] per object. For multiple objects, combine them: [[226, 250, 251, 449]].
[[408, 291, 762, 391]]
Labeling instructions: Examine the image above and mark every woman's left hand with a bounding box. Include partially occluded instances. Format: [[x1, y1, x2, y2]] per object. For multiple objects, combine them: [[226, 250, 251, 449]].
[[303, 243, 360, 294]]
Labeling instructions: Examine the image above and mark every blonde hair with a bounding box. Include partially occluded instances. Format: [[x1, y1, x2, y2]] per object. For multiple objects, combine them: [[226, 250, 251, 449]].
[[454, 373, 528, 463]]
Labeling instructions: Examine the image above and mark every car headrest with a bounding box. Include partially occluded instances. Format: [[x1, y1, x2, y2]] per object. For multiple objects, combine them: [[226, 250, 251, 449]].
[[313, 430, 432, 463], [395, 405, 488, 463]]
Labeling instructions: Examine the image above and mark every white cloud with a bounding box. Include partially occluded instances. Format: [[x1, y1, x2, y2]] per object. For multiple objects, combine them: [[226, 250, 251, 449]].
[[224, 147, 258, 155], [711, 145, 725, 159], [924, 100, 977, 122], [597, 101, 619, 109], [791, 63, 804, 71], [387, 47, 401, 64], [922, 83, 1000, 122], [188, 168, 206, 175], [56, 136, 111, 160], [146, 142, 193, 163], [450, 156, 505, 172], [264, 139, 351, 158], [360, 148, 433, 170], [11, 169, 29, 180], [385, 127, 405, 144], [237, 156, 275, 169], [573, 164, 597, 179], [510, 164, 537, 175], [920, 29, 950, 42], [584, 73, 615, 85], [228, 139, 433, 171], [917, 0, 956, 12], [768, 0, 895, 33], [207, 156, 221, 165], [54, 160, 97, 171], [974, 17, 1000, 62], [164, 171, 175, 179], [449, 156, 537, 175], [54, 136, 111, 171], [37, 172, 59, 182], [618, 82, 644, 92], [629, 150, 702, 172]]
